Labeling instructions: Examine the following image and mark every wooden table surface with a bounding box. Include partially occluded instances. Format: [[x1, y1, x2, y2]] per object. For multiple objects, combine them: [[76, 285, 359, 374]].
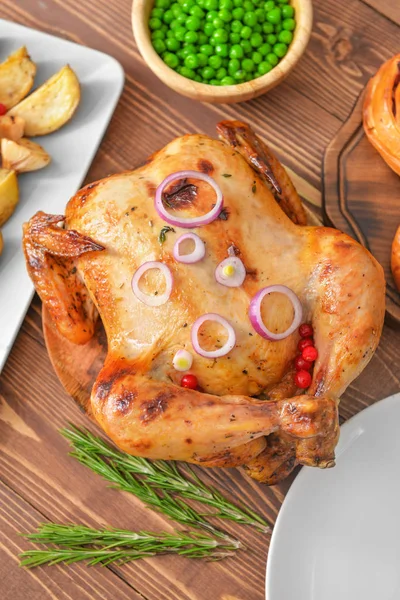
[[1, 1, 400, 599]]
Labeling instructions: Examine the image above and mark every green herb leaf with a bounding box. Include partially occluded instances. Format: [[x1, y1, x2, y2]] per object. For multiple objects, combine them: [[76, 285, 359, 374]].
[[158, 226, 175, 244], [252, 184, 256, 193], [61, 426, 269, 533], [222, 173, 232, 178], [19, 524, 239, 568]]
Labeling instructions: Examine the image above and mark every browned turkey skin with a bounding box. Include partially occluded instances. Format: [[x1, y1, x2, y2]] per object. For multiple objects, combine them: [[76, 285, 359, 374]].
[[23, 121, 385, 484]]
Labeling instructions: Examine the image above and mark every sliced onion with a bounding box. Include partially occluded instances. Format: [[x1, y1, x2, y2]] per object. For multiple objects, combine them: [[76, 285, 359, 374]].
[[131, 261, 172, 307], [191, 313, 236, 358], [173, 349, 193, 372], [173, 232, 206, 264], [215, 256, 246, 287], [249, 285, 303, 341], [155, 170, 223, 228]]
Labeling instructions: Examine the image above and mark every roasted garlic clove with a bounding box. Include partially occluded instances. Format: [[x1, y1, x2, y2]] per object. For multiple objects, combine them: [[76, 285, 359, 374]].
[[1, 137, 51, 173], [0, 114, 25, 141]]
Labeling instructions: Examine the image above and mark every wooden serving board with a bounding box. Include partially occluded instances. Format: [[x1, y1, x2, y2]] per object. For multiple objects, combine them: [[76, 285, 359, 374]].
[[323, 89, 400, 324]]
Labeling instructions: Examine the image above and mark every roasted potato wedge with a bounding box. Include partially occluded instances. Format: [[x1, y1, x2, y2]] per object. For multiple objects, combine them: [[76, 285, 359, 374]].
[[0, 114, 25, 141], [0, 46, 36, 110], [1, 138, 51, 173], [0, 168, 19, 227], [9, 65, 80, 136], [392, 225, 400, 292]]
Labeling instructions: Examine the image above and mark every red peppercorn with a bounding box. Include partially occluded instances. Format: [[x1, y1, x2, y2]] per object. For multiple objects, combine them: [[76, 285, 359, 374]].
[[298, 338, 313, 352], [181, 374, 198, 389], [299, 323, 313, 338], [294, 370, 312, 389], [294, 355, 312, 371], [302, 346, 318, 363], [0, 103, 7, 116]]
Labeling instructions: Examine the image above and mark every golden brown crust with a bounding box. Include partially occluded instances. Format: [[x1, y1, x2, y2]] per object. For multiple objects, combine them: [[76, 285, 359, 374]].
[[217, 119, 307, 225], [363, 54, 400, 176], [391, 225, 400, 291]]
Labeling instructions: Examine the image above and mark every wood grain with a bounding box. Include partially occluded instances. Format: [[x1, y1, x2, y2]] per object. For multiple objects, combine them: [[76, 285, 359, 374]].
[[323, 89, 400, 323], [1, 0, 400, 598]]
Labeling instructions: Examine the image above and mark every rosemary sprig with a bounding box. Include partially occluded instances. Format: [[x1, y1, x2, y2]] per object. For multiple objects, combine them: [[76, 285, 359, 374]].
[[61, 426, 269, 533], [20, 524, 238, 567]]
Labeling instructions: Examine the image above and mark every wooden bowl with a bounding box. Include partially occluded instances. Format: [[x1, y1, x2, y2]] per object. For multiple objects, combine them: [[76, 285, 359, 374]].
[[132, 0, 313, 104]]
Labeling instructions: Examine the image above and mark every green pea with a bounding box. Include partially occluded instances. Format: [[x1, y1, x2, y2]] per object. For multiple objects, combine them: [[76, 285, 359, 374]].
[[282, 17, 295, 31], [177, 48, 185, 59], [244, 11, 257, 27], [240, 26, 252, 39], [250, 32, 263, 47], [166, 29, 175, 38], [220, 0, 233, 9], [181, 0, 195, 13], [196, 52, 208, 67], [170, 19, 179, 30], [266, 33, 277, 45], [220, 75, 236, 85], [206, 9, 218, 21], [259, 42, 271, 55], [282, 4, 294, 18], [230, 44, 244, 59], [273, 42, 287, 57], [212, 17, 225, 29], [181, 44, 197, 57], [186, 16, 201, 30], [190, 5, 205, 18], [184, 30, 198, 43], [200, 43, 214, 56], [163, 9, 174, 23], [212, 29, 229, 44], [266, 52, 279, 66], [164, 52, 179, 68], [208, 78, 219, 85], [262, 22, 274, 34], [153, 39, 166, 54], [205, 0, 218, 10], [253, 24, 262, 33], [209, 55, 222, 69], [252, 50, 262, 64], [233, 68, 246, 81], [258, 61, 272, 75], [266, 7, 281, 24], [264, 1, 275, 11], [152, 30, 165, 40], [216, 67, 227, 79], [275, 23, 282, 33], [156, 0, 171, 8], [166, 37, 180, 51], [149, 17, 162, 30], [243, 0, 254, 11], [278, 29, 293, 44], [240, 39, 252, 54], [180, 65, 196, 78], [151, 8, 165, 19], [172, 4, 181, 17], [276, 0, 288, 3], [228, 58, 240, 74], [174, 26, 186, 41], [198, 0, 206, 6], [255, 8, 265, 23], [219, 8, 233, 22], [233, 0, 243, 6], [184, 54, 199, 69], [214, 43, 229, 56], [242, 58, 254, 72], [204, 22, 214, 36], [193, 74, 202, 82], [231, 19, 242, 33], [202, 66, 216, 79], [160, 23, 168, 33], [198, 33, 208, 44], [232, 6, 245, 19], [230, 32, 241, 44]]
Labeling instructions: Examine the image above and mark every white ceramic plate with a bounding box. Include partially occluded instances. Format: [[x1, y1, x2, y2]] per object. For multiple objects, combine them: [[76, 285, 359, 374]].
[[0, 19, 124, 372], [266, 393, 400, 600]]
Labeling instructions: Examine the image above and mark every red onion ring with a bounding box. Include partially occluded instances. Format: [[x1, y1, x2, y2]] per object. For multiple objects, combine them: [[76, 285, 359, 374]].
[[173, 232, 206, 264], [249, 285, 303, 341], [191, 313, 236, 358], [131, 261, 173, 307], [215, 256, 246, 287], [155, 170, 223, 228]]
